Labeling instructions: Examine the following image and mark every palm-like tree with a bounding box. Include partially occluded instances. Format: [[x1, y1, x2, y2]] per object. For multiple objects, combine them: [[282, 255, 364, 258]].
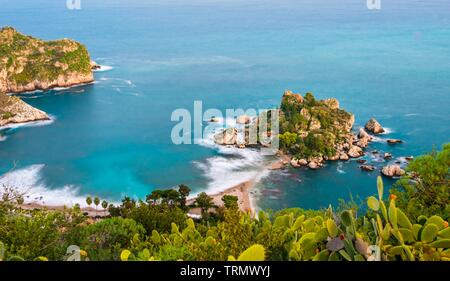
[[101, 200, 108, 216], [94, 197, 100, 214], [86, 196, 92, 210]]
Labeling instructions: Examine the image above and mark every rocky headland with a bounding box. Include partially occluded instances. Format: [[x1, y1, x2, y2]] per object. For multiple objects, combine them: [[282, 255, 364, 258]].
[[0, 27, 97, 127]]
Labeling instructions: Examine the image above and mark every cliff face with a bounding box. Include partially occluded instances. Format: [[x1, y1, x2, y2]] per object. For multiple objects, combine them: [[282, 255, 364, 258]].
[[0, 27, 94, 93], [0, 27, 95, 127]]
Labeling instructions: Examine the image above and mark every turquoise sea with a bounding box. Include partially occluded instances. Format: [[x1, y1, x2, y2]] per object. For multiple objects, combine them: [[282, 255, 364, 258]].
[[0, 0, 449, 209]]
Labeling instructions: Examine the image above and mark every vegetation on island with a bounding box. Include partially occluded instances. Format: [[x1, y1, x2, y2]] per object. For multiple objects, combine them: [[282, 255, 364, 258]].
[[278, 91, 354, 159], [0, 144, 448, 261], [0, 26, 92, 89]]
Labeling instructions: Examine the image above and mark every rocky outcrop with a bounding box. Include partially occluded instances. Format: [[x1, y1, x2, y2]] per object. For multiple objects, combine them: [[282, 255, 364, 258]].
[[360, 165, 375, 172], [0, 93, 49, 126], [365, 118, 385, 134], [347, 145, 364, 158], [282, 90, 303, 104], [214, 128, 238, 145], [0, 27, 94, 94], [387, 139, 402, 144], [0, 27, 97, 127], [381, 165, 405, 177]]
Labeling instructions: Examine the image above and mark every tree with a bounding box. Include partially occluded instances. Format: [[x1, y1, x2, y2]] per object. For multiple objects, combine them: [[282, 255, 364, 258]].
[[178, 184, 191, 211], [94, 197, 100, 214], [101, 200, 108, 216], [392, 143, 450, 219], [86, 196, 92, 209], [222, 195, 238, 209], [195, 192, 215, 219]]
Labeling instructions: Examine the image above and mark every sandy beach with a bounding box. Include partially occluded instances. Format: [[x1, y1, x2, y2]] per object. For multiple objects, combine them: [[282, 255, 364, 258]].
[[186, 179, 256, 217]]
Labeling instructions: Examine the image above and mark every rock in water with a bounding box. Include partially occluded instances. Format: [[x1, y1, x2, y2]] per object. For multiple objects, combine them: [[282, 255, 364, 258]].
[[381, 165, 405, 177], [360, 165, 375, 172], [365, 118, 385, 134], [387, 139, 403, 144], [308, 162, 319, 170], [384, 152, 393, 160]]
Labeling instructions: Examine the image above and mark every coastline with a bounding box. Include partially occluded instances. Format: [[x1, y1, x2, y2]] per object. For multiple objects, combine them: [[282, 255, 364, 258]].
[[187, 179, 257, 217], [14, 179, 257, 219]]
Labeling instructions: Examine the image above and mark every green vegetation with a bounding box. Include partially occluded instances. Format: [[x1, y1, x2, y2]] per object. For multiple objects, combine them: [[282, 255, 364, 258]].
[[0, 144, 448, 261], [0, 26, 92, 88], [278, 91, 354, 159]]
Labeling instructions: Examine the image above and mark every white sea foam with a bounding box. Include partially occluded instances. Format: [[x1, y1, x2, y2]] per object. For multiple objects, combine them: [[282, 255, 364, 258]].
[[93, 65, 114, 72], [0, 135, 6, 142], [336, 162, 346, 174], [0, 164, 89, 207], [194, 127, 271, 196]]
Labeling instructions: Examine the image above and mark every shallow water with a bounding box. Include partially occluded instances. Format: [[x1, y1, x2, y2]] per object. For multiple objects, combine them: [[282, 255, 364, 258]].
[[0, 0, 449, 208]]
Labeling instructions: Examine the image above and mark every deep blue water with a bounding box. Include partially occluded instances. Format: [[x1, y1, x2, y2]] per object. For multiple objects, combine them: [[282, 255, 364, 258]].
[[0, 0, 449, 208]]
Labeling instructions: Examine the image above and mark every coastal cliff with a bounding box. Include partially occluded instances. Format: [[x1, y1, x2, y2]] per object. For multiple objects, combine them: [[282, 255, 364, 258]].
[[0, 93, 49, 126], [0, 27, 96, 126]]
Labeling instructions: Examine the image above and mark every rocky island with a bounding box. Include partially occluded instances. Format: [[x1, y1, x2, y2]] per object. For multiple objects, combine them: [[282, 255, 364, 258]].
[[0, 27, 97, 126], [213, 90, 408, 175]]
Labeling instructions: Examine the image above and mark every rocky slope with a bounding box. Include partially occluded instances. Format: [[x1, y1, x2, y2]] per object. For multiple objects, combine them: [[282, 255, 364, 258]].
[[0, 27, 96, 127], [0, 92, 49, 126]]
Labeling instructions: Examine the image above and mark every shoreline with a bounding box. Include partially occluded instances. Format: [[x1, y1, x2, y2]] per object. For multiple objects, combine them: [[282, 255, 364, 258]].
[[186, 179, 257, 217]]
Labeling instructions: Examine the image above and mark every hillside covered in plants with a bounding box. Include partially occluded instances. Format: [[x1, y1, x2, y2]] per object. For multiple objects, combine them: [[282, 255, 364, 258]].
[[0, 144, 449, 261], [0, 27, 94, 93]]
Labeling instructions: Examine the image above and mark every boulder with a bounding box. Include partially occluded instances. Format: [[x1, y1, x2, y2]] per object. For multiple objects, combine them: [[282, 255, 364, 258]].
[[290, 159, 301, 168], [298, 159, 308, 166], [357, 159, 367, 164], [339, 153, 349, 161], [308, 162, 320, 170], [365, 118, 385, 134], [328, 152, 340, 161], [360, 165, 375, 172], [405, 156, 414, 161], [387, 139, 402, 144], [381, 165, 405, 177], [347, 145, 363, 158]]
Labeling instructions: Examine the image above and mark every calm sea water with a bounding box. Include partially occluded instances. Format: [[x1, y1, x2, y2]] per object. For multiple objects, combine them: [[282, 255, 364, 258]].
[[0, 0, 449, 208]]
